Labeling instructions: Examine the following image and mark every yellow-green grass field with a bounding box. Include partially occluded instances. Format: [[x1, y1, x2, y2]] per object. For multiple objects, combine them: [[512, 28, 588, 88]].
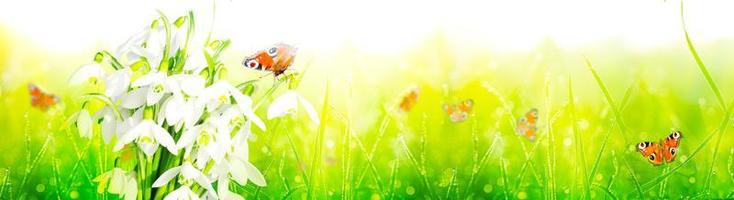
[[3, 7, 734, 200]]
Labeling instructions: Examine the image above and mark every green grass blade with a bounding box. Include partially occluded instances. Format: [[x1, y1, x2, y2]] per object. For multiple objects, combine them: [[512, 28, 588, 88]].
[[584, 58, 644, 197], [463, 135, 501, 199], [387, 160, 399, 200], [444, 168, 457, 200], [399, 137, 438, 199], [679, 2, 730, 194], [681, 2, 726, 111], [307, 82, 330, 199], [568, 77, 590, 199]]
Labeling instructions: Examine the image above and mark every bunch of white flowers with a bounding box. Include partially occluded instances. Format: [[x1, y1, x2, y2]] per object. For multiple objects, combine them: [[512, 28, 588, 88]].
[[67, 11, 318, 200]]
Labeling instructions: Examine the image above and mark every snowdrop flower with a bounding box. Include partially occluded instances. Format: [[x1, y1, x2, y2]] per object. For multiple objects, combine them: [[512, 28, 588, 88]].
[[267, 90, 320, 124], [199, 81, 266, 130], [93, 168, 137, 200], [183, 51, 207, 74], [176, 121, 229, 166], [69, 63, 105, 85], [153, 162, 216, 198], [114, 119, 178, 156], [159, 74, 206, 129], [164, 186, 200, 200], [202, 178, 242, 200], [131, 72, 172, 106], [116, 108, 143, 139], [76, 109, 93, 139], [94, 107, 120, 143], [104, 69, 131, 100]]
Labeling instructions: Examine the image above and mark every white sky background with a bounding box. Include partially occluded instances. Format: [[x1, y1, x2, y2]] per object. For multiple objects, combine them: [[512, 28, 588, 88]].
[[0, 0, 733, 53]]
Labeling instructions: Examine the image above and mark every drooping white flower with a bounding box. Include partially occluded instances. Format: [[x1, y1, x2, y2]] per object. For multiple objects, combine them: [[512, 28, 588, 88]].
[[104, 68, 131, 100], [267, 90, 320, 124], [176, 120, 230, 166], [131, 72, 171, 106], [92, 168, 137, 200], [183, 51, 207, 74], [69, 63, 105, 85], [94, 107, 119, 143], [164, 186, 200, 200], [121, 88, 148, 109], [76, 109, 93, 139], [114, 120, 178, 156], [153, 162, 216, 198], [198, 81, 266, 130], [159, 75, 206, 129]]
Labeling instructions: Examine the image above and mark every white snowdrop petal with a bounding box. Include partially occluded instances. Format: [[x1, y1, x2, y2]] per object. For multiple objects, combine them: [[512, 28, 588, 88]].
[[146, 87, 166, 106], [151, 124, 178, 155], [121, 88, 147, 109], [164, 95, 185, 125], [267, 92, 299, 119], [77, 110, 93, 139], [152, 166, 181, 187], [69, 63, 105, 85], [243, 161, 267, 186], [297, 94, 320, 125], [132, 72, 163, 87], [105, 69, 131, 99]]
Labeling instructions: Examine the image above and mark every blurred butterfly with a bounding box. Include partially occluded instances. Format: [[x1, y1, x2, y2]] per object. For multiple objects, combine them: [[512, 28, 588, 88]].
[[442, 99, 473, 123], [637, 131, 682, 166], [28, 83, 59, 111], [516, 108, 538, 141], [242, 43, 296, 76], [398, 87, 420, 112]]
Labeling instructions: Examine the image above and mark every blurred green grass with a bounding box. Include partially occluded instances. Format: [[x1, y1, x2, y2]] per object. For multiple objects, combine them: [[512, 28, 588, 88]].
[[3, 25, 734, 199]]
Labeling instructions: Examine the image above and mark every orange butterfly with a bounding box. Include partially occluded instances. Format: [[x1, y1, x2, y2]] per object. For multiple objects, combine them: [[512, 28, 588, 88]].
[[637, 131, 682, 166], [28, 83, 59, 111], [443, 99, 473, 123], [516, 108, 538, 141], [242, 43, 296, 76], [398, 87, 420, 112]]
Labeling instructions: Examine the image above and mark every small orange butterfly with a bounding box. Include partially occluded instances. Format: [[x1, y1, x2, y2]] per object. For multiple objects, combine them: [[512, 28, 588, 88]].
[[399, 87, 420, 112], [242, 43, 297, 76], [516, 108, 538, 141], [637, 131, 682, 166], [28, 83, 59, 111], [443, 99, 473, 123]]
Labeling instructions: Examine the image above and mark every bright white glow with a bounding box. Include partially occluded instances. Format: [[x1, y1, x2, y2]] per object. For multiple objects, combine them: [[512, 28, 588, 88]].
[[0, 0, 733, 53]]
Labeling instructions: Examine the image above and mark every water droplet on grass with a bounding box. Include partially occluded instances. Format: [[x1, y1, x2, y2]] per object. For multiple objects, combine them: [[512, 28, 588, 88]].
[[517, 191, 528, 199], [406, 186, 415, 195], [35, 184, 45, 193], [689, 177, 696, 183], [563, 137, 572, 147], [483, 184, 493, 193], [70, 190, 79, 199]]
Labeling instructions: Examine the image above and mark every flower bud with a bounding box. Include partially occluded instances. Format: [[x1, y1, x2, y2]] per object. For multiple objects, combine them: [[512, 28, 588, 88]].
[[242, 84, 255, 96], [174, 16, 187, 28], [150, 19, 160, 29], [94, 52, 104, 63]]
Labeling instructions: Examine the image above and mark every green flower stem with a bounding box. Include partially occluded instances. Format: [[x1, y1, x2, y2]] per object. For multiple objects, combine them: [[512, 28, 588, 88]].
[[156, 10, 172, 74], [100, 50, 124, 70], [80, 93, 124, 120]]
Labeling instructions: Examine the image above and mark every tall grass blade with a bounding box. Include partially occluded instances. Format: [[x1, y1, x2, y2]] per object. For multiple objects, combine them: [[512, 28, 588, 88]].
[[584, 58, 644, 197], [307, 83, 330, 199], [399, 137, 438, 199], [568, 78, 589, 199]]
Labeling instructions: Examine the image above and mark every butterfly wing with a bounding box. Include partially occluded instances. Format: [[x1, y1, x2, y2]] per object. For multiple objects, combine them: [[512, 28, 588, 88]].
[[517, 109, 538, 141], [637, 141, 663, 165], [29, 84, 41, 108], [28, 84, 58, 111], [662, 131, 682, 163], [399, 88, 419, 112]]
